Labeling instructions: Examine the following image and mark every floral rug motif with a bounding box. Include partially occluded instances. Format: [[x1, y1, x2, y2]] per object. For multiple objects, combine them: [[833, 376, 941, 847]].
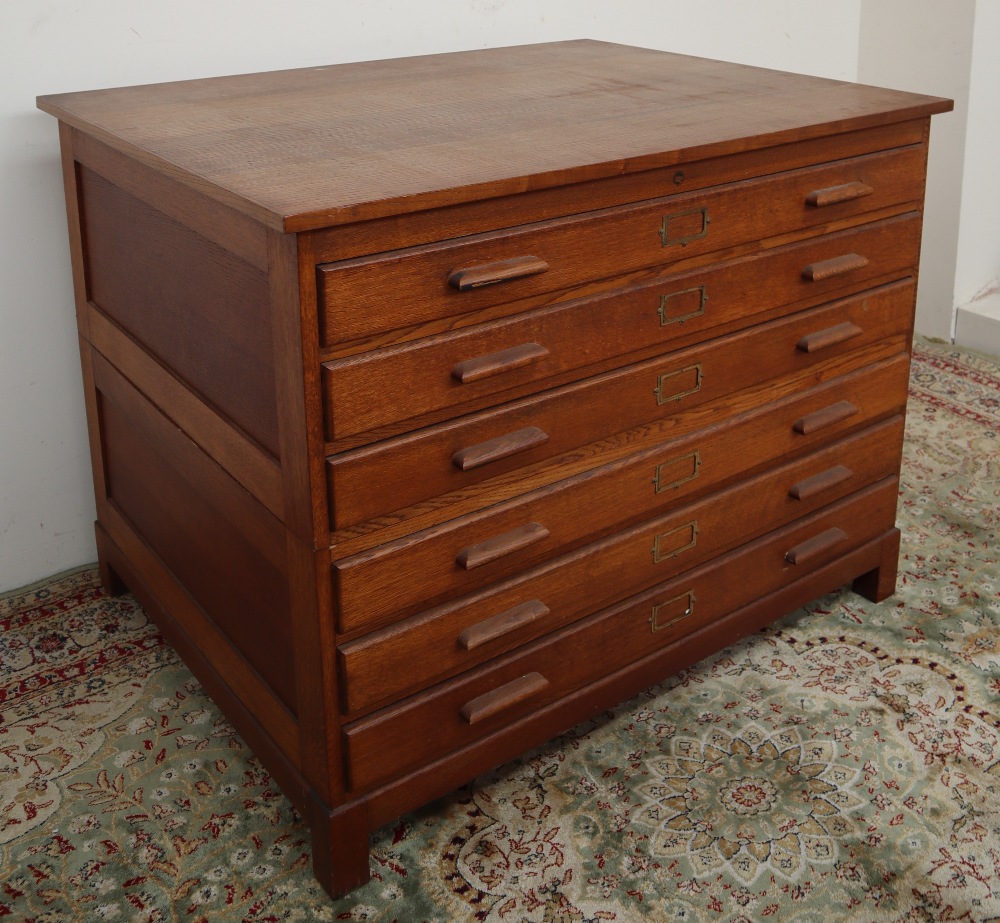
[[1, 338, 998, 922]]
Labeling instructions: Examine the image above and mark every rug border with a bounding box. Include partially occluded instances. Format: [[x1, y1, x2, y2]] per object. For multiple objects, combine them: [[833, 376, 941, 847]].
[[914, 332, 1000, 364], [0, 562, 98, 602]]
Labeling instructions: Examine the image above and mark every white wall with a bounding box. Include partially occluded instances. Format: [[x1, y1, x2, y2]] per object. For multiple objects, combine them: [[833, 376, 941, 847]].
[[857, 0, 975, 341], [859, 0, 1000, 351], [953, 0, 1000, 355], [3, 0, 919, 593]]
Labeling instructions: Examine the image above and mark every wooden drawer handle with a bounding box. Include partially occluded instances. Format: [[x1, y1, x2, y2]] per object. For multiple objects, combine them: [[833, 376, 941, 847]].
[[460, 672, 550, 725], [452, 342, 550, 384], [458, 600, 550, 651], [452, 426, 549, 471], [448, 255, 549, 291], [789, 464, 854, 501], [805, 181, 873, 207], [456, 522, 550, 571], [796, 321, 863, 354], [793, 401, 858, 435], [802, 253, 870, 282], [785, 527, 848, 565]]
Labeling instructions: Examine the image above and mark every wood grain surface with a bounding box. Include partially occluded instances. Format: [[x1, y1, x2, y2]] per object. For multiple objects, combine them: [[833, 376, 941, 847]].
[[342, 479, 899, 792], [37, 41, 951, 231], [338, 421, 904, 716], [39, 41, 950, 898], [331, 356, 910, 635]]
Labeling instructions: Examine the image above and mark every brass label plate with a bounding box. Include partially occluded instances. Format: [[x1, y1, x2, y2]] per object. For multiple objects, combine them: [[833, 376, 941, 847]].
[[658, 284, 708, 326], [659, 207, 710, 247], [650, 590, 696, 633], [651, 521, 699, 564], [654, 363, 704, 405], [652, 450, 702, 494]]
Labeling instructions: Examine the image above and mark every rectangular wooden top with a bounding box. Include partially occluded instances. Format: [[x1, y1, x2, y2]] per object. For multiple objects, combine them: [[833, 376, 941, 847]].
[[38, 40, 952, 232]]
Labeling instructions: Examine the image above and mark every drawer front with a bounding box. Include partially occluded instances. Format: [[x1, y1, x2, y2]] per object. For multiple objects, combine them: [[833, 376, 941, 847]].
[[318, 146, 926, 347], [332, 355, 910, 635], [339, 418, 904, 715], [327, 279, 914, 529], [324, 216, 921, 440], [342, 479, 900, 791]]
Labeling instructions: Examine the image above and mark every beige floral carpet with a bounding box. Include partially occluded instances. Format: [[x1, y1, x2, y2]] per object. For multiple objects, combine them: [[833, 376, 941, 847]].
[[2, 338, 998, 923]]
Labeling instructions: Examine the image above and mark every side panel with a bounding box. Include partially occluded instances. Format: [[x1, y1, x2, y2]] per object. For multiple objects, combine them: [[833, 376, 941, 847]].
[[57, 125, 306, 794], [93, 352, 297, 713], [78, 165, 280, 457]]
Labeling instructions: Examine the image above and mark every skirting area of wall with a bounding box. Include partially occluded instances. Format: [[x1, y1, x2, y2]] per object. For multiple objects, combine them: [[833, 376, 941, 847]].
[[955, 293, 1000, 358]]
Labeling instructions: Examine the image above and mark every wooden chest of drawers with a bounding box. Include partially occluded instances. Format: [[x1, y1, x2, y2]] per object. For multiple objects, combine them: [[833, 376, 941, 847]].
[[37, 40, 951, 896]]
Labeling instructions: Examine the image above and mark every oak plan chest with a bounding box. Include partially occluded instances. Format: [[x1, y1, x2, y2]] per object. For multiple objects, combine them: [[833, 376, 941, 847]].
[[38, 41, 952, 896]]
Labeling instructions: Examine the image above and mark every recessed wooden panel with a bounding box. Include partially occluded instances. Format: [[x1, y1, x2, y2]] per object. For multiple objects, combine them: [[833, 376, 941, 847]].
[[94, 355, 296, 711], [78, 166, 280, 456]]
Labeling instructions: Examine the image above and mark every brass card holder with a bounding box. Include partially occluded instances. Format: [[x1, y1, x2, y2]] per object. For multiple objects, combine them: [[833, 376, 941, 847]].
[[658, 284, 708, 326], [659, 206, 710, 247], [652, 450, 702, 493], [651, 521, 699, 564], [654, 363, 704, 405], [650, 590, 696, 633]]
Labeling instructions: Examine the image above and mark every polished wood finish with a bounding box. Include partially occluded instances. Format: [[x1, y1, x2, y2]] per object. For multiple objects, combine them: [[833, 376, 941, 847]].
[[35, 41, 950, 232], [331, 357, 910, 634], [802, 252, 871, 282], [322, 219, 920, 444], [806, 181, 874, 208], [853, 526, 903, 603], [784, 526, 850, 565], [457, 599, 551, 652], [451, 341, 551, 384], [325, 281, 916, 530], [788, 464, 854, 501], [78, 166, 280, 456], [317, 147, 925, 346], [92, 352, 295, 709], [448, 255, 550, 291], [361, 528, 893, 836], [451, 426, 550, 472], [793, 400, 859, 434], [342, 480, 899, 793], [796, 321, 864, 354], [39, 42, 949, 898], [338, 429, 904, 717], [459, 672, 550, 725], [455, 522, 551, 571]]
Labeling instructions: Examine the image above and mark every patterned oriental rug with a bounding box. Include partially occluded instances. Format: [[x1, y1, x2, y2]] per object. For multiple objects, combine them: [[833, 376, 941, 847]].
[[2, 338, 999, 923]]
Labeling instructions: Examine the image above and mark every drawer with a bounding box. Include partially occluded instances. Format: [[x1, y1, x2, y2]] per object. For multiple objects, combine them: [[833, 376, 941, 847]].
[[332, 354, 909, 635], [327, 277, 914, 529], [339, 418, 904, 715], [342, 478, 900, 791], [318, 145, 926, 348], [323, 216, 921, 440]]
